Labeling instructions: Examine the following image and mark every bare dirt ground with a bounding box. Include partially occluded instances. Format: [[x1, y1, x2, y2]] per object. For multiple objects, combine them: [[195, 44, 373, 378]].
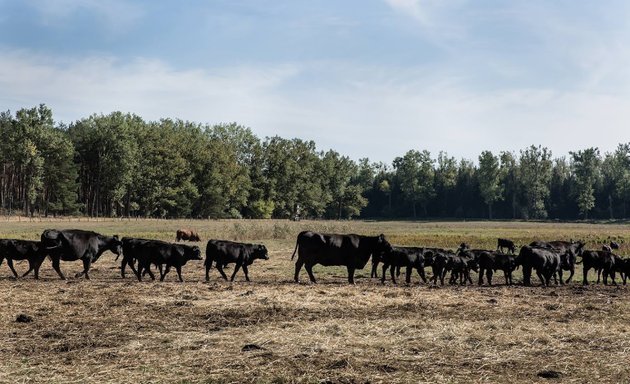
[[0, 219, 629, 383]]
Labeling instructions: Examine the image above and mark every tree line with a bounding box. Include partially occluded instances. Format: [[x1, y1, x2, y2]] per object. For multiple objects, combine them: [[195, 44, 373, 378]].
[[1, 104, 629, 221]]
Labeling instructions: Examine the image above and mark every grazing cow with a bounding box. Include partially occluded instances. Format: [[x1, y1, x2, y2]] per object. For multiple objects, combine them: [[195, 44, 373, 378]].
[[580, 250, 624, 285], [516, 246, 568, 287], [529, 240, 584, 283], [477, 251, 517, 286], [176, 229, 201, 242], [379, 246, 427, 285], [41, 229, 122, 280], [291, 231, 391, 284], [497, 238, 517, 254], [0, 239, 45, 279], [205, 240, 268, 282], [129, 240, 201, 282]]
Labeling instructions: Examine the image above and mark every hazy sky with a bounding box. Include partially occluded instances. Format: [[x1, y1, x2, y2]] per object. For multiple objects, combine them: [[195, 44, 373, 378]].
[[1, 0, 630, 163]]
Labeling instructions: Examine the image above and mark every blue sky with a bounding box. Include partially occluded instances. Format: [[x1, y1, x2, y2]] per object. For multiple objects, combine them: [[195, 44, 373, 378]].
[[1, 0, 630, 163]]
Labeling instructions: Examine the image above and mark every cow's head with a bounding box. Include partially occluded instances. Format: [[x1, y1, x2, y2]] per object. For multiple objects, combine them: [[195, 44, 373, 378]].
[[572, 240, 585, 256], [457, 242, 470, 254], [187, 246, 202, 261], [253, 244, 269, 260], [110, 235, 123, 258], [376, 234, 392, 254]]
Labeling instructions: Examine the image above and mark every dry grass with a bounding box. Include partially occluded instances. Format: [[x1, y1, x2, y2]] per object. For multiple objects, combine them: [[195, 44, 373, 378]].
[[0, 219, 629, 383]]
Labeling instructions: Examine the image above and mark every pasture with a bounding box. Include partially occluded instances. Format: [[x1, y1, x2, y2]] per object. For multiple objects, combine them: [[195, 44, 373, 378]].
[[1, 219, 629, 383]]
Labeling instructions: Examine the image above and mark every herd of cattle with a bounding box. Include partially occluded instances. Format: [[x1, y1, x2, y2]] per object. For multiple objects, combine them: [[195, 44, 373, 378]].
[[0, 228, 628, 287]]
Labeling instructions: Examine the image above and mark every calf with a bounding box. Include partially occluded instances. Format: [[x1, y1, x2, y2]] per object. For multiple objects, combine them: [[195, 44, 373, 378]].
[[205, 240, 268, 282], [131, 240, 202, 282], [477, 251, 517, 286], [516, 246, 567, 287], [580, 250, 624, 285], [430, 250, 455, 286], [379, 246, 427, 285], [447, 251, 478, 285], [497, 238, 516, 254], [529, 240, 584, 283], [0, 239, 45, 279]]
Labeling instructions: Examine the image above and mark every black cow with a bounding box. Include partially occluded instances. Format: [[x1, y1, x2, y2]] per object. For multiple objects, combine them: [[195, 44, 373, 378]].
[[41, 229, 122, 280], [529, 240, 584, 283], [516, 246, 568, 287], [379, 246, 427, 285], [580, 250, 624, 285], [291, 231, 391, 284], [477, 251, 517, 286], [497, 238, 516, 254], [128, 239, 201, 282], [430, 250, 455, 286], [205, 239, 268, 282], [621, 259, 630, 285], [610, 241, 620, 250], [447, 251, 478, 285], [0, 239, 45, 279], [120, 237, 154, 279]]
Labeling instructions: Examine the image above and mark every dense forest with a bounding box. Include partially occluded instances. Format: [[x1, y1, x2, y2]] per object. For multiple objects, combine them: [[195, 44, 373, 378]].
[[1, 104, 628, 221]]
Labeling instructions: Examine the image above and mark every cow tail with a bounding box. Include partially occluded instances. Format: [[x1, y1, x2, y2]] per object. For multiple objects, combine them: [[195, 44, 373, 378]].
[[290, 239, 299, 260]]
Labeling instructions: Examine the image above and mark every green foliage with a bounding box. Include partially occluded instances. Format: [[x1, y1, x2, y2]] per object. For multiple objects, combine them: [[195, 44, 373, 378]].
[[570, 147, 601, 219], [518, 145, 553, 219], [477, 150, 503, 219], [6, 104, 630, 221]]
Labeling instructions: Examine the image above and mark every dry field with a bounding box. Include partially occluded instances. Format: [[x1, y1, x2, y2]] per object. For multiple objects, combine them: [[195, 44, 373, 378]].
[[1, 219, 630, 383]]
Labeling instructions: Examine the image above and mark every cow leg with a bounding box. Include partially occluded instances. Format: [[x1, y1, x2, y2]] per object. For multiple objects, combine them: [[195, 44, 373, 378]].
[[565, 267, 574, 284], [405, 266, 412, 285], [51, 256, 66, 280], [396, 265, 401, 278], [380, 264, 388, 284], [466, 270, 473, 285], [371, 261, 379, 279], [160, 265, 171, 281], [603, 270, 608, 285], [611, 271, 617, 286], [597, 269, 602, 284], [242, 264, 250, 282], [418, 267, 427, 283], [536, 271, 546, 287], [80, 258, 92, 280], [478, 267, 484, 286], [487, 269, 493, 286], [294, 259, 304, 283], [230, 263, 242, 282], [205, 259, 212, 282], [6, 259, 18, 278], [216, 264, 229, 281], [175, 265, 184, 282], [389, 264, 397, 284], [22, 262, 34, 278], [305, 263, 317, 283], [347, 266, 356, 284], [582, 266, 589, 285]]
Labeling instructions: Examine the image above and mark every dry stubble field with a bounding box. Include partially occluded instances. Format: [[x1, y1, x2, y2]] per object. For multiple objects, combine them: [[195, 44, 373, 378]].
[[1, 219, 630, 384]]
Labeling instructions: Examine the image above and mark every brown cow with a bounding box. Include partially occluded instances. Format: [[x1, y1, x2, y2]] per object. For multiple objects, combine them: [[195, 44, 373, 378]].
[[176, 229, 201, 242]]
